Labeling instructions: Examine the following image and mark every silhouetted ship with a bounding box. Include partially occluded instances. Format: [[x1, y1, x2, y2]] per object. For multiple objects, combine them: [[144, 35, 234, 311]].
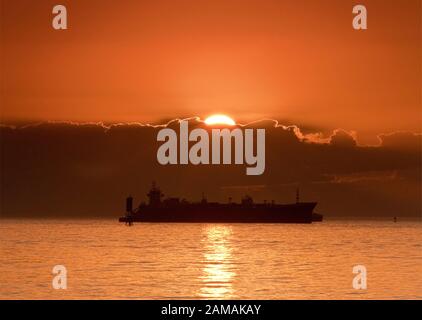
[[119, 183, 323, 224]]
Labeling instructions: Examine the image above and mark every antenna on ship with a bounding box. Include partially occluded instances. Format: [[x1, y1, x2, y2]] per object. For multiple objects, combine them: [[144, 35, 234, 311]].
[[125, 195, 134, 226], [296, 188, 300, 204], [201, 192, 207, 204]]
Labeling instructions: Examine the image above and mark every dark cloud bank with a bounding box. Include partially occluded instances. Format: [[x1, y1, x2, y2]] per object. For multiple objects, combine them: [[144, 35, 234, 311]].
[[0, 119, 421, 218]]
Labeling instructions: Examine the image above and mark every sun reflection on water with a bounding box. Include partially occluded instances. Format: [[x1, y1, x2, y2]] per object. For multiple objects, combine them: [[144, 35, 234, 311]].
[[198, 225, 236, 299]]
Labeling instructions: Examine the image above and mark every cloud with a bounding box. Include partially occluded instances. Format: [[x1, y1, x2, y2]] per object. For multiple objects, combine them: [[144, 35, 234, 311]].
[[220, 185, 267, 192], [378, 131, 422, 151], [0, 120, 420, 217], [315, 171, 400, 185]]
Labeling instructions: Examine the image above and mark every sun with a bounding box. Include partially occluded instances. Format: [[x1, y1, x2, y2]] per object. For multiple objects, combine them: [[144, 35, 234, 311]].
[[204, 114, 236, 126]]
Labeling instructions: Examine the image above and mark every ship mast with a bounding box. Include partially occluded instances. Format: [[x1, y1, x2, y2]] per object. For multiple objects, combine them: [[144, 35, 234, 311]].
[[147, 181, 164, 207]]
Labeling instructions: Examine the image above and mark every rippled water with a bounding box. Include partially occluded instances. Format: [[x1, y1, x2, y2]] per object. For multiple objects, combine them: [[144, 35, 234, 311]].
[[0, 219, 421, 299]]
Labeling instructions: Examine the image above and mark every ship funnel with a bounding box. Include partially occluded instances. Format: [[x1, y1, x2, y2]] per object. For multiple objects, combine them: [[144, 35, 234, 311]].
[[126, 196, 133, 213]]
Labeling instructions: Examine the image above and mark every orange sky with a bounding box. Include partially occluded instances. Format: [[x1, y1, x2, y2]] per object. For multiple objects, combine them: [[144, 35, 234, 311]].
[[1, 0, 421, 143]]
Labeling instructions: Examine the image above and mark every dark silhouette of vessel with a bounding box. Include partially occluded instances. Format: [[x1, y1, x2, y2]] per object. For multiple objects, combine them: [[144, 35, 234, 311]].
[[119, 183, 323, 224]]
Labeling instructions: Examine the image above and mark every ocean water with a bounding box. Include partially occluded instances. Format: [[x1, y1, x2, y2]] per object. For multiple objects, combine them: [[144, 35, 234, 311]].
[[0, 219, 421, 300]]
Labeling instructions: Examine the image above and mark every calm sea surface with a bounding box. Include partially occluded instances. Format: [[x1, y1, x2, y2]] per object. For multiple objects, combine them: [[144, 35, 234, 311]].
[[0, 219, 421, 299]]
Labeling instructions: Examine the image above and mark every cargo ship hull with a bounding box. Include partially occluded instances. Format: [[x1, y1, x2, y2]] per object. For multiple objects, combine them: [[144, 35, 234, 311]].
[[119, 202, 318, 224]]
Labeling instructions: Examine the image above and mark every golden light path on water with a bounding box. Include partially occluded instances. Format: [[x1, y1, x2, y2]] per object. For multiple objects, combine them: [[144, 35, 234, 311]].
[[198, 226, 235, 299], [0, 220, 421, 299]]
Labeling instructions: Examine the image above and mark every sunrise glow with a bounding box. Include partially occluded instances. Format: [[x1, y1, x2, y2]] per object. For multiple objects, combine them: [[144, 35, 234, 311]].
[[204, 115, 236, 126]]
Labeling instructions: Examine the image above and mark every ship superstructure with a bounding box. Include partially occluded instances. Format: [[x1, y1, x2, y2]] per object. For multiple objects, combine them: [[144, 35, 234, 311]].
[[119, 183, 322, 224]]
